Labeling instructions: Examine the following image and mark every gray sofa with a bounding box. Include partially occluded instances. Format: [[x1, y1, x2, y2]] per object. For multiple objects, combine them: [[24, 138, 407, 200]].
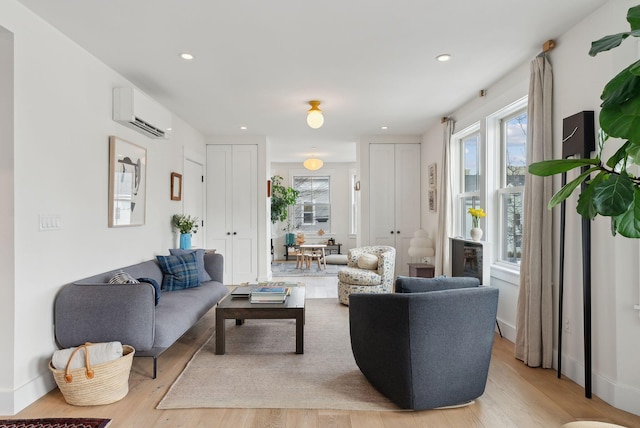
[[54, 251, 228, 378], [349, 275, 499, 410]]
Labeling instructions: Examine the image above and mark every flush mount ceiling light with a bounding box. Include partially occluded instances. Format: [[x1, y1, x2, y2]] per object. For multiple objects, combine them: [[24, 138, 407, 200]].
[[306, 100, 324, 129], [436, 53, 451, 62], [180, 53, 194, 60], [303, 147, 324, 171]]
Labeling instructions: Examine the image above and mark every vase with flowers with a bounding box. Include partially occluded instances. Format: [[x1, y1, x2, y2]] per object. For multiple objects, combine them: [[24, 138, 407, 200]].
[[172, 214, 199, 249], [468, 207, 486, 241]]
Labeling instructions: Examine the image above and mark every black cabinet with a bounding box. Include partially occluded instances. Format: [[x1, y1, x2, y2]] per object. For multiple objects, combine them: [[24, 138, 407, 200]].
[[450, 238, 490, 285]]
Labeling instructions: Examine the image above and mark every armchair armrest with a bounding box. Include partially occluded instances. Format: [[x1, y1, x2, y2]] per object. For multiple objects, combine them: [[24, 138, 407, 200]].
[[54, 282, 155, 351]]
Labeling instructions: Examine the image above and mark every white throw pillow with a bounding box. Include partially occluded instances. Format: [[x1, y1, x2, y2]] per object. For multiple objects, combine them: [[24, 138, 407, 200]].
[[357, 253, 379, 270]]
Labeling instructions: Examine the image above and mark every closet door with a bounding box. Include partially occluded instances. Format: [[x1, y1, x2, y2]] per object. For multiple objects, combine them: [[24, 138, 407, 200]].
[[369, 144, 396, 246], [394, 144, 421, 275], [369, 143, 421, 276], [206, 145, 258, 284]]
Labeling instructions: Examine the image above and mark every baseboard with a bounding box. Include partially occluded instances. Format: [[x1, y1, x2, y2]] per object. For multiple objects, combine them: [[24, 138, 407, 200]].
[[0, 371, 56, 415], [556, 351, 640, 416], [496, 317, 516, 343]]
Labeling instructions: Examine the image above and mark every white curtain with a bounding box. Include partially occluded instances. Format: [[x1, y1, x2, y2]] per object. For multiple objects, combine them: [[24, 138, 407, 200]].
[[515, 55, 554, 368], [435, 119, 455, 276]]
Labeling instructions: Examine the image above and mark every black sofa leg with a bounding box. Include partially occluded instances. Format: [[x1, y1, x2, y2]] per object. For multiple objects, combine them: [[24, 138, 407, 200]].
[[153, 356, 157, 379]]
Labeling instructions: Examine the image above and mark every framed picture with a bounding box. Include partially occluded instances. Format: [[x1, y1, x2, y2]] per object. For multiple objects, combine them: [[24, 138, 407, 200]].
[[428, 163, 437, 188], [171, 172, 182, 201], [108, 136, 147, 227], [428, 189, 437, 212]]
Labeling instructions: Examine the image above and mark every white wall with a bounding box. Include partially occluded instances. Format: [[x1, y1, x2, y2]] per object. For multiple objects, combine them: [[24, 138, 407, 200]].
[[0, 1, 208, 414], [0, 24, 15, 410], [422, 0, 640, 415], [270, 162, 357, 260]]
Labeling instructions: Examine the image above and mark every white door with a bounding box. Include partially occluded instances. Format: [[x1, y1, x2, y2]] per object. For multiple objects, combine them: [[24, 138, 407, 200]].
[[369, 144, 396, 246], [394, 144, 421, 276], [369, 143, 421, 276], [183, 158, 204, 249], [206, 144, 258, 284]]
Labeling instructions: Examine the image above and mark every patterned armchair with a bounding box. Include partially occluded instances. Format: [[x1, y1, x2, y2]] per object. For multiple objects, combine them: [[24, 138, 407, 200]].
[[337, 245, 396, 305]]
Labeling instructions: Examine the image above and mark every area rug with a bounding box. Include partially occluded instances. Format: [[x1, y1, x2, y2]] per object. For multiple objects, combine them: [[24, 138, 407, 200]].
[[0, 419, 111, 428], [157, 299, 397, 411], [271, 262, 344, 277]]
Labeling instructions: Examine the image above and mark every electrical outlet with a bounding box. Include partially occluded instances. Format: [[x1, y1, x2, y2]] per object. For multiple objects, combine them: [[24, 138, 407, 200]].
[[564, 319, 572, 333]]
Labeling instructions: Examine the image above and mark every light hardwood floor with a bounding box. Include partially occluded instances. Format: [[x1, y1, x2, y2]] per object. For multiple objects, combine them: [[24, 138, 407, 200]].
[[9, 274, 640, 428]]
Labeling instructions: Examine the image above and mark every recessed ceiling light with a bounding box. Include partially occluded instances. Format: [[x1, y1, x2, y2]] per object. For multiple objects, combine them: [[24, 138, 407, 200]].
[[180, 53, 194, 60], [240, 126, 247, 130], [381, 126, 388, 130], [436, 54, 452, 62]]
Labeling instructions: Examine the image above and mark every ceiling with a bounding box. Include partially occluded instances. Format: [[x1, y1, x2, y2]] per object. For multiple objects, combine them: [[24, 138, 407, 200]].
[[17, 0, 608, 163]]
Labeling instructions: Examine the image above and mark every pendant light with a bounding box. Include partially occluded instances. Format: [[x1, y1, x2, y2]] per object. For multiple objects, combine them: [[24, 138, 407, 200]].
[[306, 100, 324, 129], [303, 147, 324, 171]]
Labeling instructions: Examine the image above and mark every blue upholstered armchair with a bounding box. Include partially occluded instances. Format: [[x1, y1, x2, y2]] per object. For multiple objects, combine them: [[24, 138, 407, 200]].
[[348, 276, 499, 410]]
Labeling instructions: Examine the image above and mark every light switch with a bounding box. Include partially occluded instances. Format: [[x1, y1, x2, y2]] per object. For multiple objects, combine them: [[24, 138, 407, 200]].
[[39, 214, 62, 231]]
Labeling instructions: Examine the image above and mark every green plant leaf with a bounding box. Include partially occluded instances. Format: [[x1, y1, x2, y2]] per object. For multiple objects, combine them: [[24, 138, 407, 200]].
[[548, 167, 599, 209], [613, 187, 640, 238], [600, 62, 640, 107], [590, 30, 640, 56], [625, 140, 640, 164], [600, 95, 640, 144], [528, 158, 599, 176], [592, 172, 635, 216], [606, 140, 631, 169], [577, 172, 607, 219], [628, 5, 640, 31]]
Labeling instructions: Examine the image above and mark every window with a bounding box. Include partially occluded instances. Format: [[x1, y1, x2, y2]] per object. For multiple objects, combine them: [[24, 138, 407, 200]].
[[498, 110, 527, 265], [457, 130, 482, 238], [292, 176, 331, 233]]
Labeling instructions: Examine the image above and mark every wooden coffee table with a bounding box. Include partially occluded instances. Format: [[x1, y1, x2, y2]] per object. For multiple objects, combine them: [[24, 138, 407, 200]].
[[215, 286, 306, 355]]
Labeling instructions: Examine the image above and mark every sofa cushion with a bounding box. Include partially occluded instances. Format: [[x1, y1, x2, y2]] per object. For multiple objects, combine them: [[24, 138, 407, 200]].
[[338, 267, 382, 286], [357, 253, 379, 270], [156, 252, 200, 291], [137, 277, 161, 305], [169, 248, 212, 282]]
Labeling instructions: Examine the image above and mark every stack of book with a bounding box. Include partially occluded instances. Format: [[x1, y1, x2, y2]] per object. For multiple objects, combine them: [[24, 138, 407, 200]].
[[250, 286, 289, 303]]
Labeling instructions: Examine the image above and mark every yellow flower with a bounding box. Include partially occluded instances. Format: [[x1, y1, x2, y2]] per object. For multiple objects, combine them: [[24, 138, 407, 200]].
[[468, 207, 486, 228]]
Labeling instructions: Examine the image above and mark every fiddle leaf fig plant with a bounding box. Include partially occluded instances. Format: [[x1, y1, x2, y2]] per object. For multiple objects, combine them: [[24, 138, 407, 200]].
[[529, 4, 640, 238], [270, 175, 299, 224]]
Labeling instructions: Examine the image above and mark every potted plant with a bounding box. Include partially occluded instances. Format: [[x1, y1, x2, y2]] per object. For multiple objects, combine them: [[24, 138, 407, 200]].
[[270, 175, 299, 244], [172, 214, 199, 249], [529, 4, 640, 238]]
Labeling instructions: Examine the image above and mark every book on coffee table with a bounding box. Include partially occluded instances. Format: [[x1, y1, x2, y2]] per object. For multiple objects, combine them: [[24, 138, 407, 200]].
[[250, 286, 288, 303], [231, 286, 252, 299]]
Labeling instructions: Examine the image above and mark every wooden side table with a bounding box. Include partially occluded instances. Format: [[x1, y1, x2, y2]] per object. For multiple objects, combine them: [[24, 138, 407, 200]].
[[408, 263, 435, 278]]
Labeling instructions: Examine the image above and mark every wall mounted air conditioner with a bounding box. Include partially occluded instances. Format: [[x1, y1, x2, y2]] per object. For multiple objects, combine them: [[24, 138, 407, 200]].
[[113, 87, 172, 139]]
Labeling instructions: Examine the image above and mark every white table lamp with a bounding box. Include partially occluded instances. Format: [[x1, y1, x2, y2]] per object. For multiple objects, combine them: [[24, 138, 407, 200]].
[[408, 229, 435, 263]]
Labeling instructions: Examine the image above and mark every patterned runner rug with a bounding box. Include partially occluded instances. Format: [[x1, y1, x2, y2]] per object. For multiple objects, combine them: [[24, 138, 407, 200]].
[[157, 298, 396, 411], [0, 419, 111, 428]]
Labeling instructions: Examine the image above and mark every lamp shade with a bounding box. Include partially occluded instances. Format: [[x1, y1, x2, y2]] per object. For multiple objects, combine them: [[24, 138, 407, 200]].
[[408, 229, 434, 260], [307, 101, 324, 129], [303, 158, 324, 171]]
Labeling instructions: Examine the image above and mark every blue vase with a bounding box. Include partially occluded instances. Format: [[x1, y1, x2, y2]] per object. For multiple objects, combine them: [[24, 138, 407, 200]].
[[180, 233, 191, 249], [286, 233, 295, 246]]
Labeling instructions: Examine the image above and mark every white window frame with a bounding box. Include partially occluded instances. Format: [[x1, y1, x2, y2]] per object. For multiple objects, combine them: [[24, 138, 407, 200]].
[[291, 173, 332, 234], [487, 96, 528, 272], [452, 123, 482, 239]]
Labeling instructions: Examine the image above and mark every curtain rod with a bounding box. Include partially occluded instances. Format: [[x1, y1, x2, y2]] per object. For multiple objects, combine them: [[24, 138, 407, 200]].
[[537, 39, 555, 57]]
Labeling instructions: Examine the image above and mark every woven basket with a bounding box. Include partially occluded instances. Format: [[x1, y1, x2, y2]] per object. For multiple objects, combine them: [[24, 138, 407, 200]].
[[49, 343, 135, 406]]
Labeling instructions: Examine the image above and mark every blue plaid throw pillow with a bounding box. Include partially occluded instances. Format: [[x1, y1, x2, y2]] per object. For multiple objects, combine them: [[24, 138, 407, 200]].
[[156, 252, 200, 291]]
